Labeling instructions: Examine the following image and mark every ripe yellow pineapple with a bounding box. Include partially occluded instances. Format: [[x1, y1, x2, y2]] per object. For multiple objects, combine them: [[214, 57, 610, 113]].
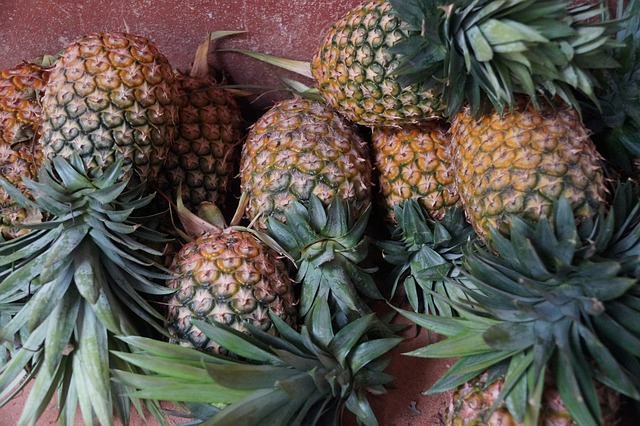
[[451, 96, 607, 245], [38, 32, 179, 185], [371, 121, 459, 225], [159, 35, 244, 212], [239, 97, 372, 230], [0, 62, 48, 238], [165, 203, 297, 354]]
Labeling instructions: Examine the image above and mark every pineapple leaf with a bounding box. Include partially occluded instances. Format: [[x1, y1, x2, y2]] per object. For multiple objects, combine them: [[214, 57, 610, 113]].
[[425, 350, 517, 394], [483, 321, 534, 351], [330, 313, 376, 366], [19, 355, 66, 426], [349, 337, 403, 374], [73, 301, 112, 426], [406, 328, 492, 358], [43, 290, 80, 376], [190, 320, 282, 365], [344, 391, 378, 426]]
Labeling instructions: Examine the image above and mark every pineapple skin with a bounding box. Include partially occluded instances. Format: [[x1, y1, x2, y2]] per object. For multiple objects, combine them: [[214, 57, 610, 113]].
[[159, 71, 244, 211], [451, 97, 607, 245], [447, 371, 621, 426], [166, 228, 297, 354], [39, 32, 179, 184], [311, 0, 444, 127], [372, 121, 459, 225], [240, 98, 372, 230], [0, 63, 48, 238]]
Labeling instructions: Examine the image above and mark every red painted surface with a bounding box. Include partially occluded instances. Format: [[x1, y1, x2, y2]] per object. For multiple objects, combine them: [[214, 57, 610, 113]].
[[0, 0, 363, 113]]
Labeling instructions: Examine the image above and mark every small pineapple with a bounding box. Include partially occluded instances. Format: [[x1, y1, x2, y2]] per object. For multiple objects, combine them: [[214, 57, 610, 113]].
[[451, 96, 607, 245], [239, 98, 372, 230], [371, 121, 459, 225], [159, 35, 244, 212], [0, 62, 48, 238], [39, 32, 179, 185], [165, 203, 297, 354]]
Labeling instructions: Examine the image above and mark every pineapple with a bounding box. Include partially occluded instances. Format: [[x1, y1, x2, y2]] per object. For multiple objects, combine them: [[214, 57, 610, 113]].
[[39, 32, 179, 185], [165, 202, 297, 354], [447, 370, 621, 426], [0, 32, 180, 426], [311, 0, 619, 126], [451, 96, 607, 245], [311, 0, 444, 127], [0, 62, 48, 238], [159, 35, 244, 212], [371, 121, 459, 225], [114, 298, 402, 426], [401, 188, 640, 425], [239, 97, 372, 231]]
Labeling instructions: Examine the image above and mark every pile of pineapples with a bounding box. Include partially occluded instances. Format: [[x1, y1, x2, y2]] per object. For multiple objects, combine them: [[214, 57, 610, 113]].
[[1, 0, 640, 425]]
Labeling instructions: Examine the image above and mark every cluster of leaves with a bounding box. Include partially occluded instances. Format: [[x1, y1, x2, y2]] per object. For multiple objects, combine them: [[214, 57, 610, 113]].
[[0, 156, 172, 425], [398, 183, 640, 425], [389, 0, 622, 117], [114, 297, 402, 426]]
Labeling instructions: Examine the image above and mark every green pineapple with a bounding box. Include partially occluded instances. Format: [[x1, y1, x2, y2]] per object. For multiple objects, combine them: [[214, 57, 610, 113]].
[[159, 34, 244, 212], [113, 298, 403, 426], [39, 32, 179, 184], [0, 31, 180, 426], [311, 0, 620, 126], [399, 185, 640, 425], [311, 0, 445, 127]]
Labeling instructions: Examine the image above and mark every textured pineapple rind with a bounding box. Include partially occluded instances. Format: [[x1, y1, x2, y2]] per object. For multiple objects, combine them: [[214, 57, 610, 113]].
[[311, 0, 444, 127], [0, 63, 48, 238], [39, 32, 179, 184], [240, 98, 372, 230], [451, 98, 607, 245], [159, 72, 243, 210], [166, 228, 297, 354], [372, 121, 460, 224]]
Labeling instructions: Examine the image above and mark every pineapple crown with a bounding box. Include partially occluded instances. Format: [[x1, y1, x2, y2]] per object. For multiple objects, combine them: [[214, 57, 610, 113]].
[[0, 155, 173, 425], [113, 298, 403, 426], [399, 182, 640, 425], [584, 0, 640, 174], [267, 195, 383, 321], [377, 201, 475, 315], [388, 0, 622, 117]]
